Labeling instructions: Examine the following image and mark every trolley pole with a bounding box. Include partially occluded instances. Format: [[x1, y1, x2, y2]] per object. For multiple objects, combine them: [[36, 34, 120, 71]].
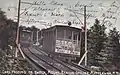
[[84, 6, 87, 66]]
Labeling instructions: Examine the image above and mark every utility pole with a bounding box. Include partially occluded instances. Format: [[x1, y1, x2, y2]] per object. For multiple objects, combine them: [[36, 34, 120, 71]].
[[15, 0, 21, 57], [78, 6, 87, 66], [36, 29, 39, 45], [31, 31, 33, 42], [15, 0, 25, 59], [16, 0, 21, 44], [84, 6, 87, 66]]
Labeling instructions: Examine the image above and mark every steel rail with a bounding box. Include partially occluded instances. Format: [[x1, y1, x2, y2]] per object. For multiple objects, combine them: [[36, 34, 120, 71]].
[[34, 46, 91, 72], [33, 46, 86, 72], [27, 48, 62, 72]]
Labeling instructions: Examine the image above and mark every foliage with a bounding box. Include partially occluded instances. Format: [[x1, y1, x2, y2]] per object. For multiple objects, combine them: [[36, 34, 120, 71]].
[[0, 9, 17, 49], [0, 8, 35, 71], [98, 28, 120, 71], [87, 19, 107, 66], [87, 19, 120, 71]]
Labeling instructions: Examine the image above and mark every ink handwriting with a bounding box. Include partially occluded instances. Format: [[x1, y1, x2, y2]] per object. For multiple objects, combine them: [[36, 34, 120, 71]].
[[49, 0, 64, 6], [19, 0, 120, 27], [32, 6, 55, 11], [75, 1, 94, 7]]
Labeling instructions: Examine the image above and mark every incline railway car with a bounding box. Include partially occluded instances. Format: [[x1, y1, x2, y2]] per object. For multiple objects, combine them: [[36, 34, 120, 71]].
[[42, 25, 82, 60], [20, 30, 32, 42], [20, 30, 32, 47]]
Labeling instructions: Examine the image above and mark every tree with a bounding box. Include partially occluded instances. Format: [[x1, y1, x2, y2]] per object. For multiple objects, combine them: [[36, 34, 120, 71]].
[[98, 28, 120, 71], [0, 18, 17, 49], [0, 8, 8, 49], [0, 8, 17, 71], [87, 19, 107, 66], [0, 8, 34, 71]]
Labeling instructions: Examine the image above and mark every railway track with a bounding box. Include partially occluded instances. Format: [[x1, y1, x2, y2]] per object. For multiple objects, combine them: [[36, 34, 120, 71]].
[[22, 46, 87, 75], [59, 58, 91, 72], [28, 47, 80, 72], [22, 47, 60, 75], [21, 48, 46, 71], [33, 46, 91, 72]]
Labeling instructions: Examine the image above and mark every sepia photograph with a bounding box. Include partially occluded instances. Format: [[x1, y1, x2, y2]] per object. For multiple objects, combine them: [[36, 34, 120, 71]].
[[0, 0, 120, 75]]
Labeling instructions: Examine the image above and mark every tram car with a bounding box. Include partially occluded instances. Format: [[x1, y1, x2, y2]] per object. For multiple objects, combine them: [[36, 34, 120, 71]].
[[42, 25, 82, 60], [20, 30, 32, 42], [20, 29, 32, 47]]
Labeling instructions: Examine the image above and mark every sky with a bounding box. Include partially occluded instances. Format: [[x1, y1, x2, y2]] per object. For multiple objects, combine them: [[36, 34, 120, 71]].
[[0, 0, 120, 31]]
